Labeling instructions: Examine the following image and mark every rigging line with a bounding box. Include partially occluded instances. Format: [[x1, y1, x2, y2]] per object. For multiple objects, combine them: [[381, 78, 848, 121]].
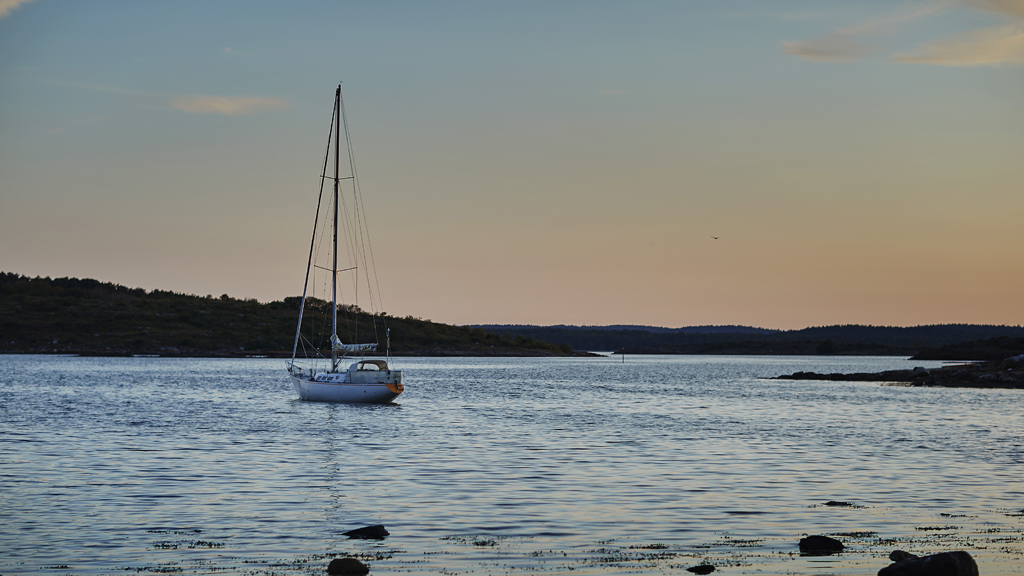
[[338, 269, 354, 345], [337, 185, 359, 283], [317, 296, 331, 356], [304, 100, 338, 360], [291, 90, 338, 363], [314, 256, 332, 344], [339, 90, 365, 279], [321, 176, 354, 180], [315, 192, 333, 279], [354, 185, 384, 342], [338, 87, 384, 331], [299, 331, 318, 362], [333, 160, 359, 303], [334, 86, 361, 283], [299, 332, 328, 361], [339, 84, 385, 346], [314, 265, 357, 273], [313, 139, 337, 269], [332, 196, 355, 339], [338, 82, 365, 346], [309, 201, 330, 350], [350, 141, 384, 344], [338, 181, 360, 290], [328, 220, 354, 343], [310, 181, 335, 316]]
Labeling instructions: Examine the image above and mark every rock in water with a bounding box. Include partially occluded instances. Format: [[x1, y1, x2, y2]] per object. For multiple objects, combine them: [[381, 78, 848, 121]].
[[1000, 354, 1024, 369], [342, 524, 389, 539], [878, 551, 978, 576], [798, 535, 844, 555], [889, 550, 917, 562], [327, 557, 369, 575], [686, 565, 715, 574]]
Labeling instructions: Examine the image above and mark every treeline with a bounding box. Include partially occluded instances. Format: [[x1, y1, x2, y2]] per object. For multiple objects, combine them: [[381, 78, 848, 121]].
[[476, 324, 779, 335], [477, 323, 1024, 356], [0, 273, 574, 357], [6, 273, 1022, 359], [910, 336, 1024, 362]]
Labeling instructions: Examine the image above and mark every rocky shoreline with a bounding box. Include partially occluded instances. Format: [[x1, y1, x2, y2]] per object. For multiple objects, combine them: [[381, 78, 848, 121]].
[[775, 354, 1024, 389], [316, 524, 984, 576]]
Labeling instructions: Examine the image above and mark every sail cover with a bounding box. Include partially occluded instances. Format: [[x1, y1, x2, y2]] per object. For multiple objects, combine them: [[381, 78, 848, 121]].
[[331, 334, 377, 352]]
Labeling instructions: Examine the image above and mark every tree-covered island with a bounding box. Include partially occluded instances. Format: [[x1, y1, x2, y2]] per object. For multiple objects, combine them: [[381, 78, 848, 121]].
[[0, 273, 580, 357], [4, 273, 1023, 362]]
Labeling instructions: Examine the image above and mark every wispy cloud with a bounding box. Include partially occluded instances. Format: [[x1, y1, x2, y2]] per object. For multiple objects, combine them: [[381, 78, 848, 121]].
[[893, 1, 1024, 66], [0, 0, 38, 20], [783, 33, 871, 62], [966, 0, 1024, 18], [783, 4, 944, 63], [55, 82, 290, 116], [171, 95, 289, 116], [893, 23, 1024, 65], [783, 0, 1024, 67]]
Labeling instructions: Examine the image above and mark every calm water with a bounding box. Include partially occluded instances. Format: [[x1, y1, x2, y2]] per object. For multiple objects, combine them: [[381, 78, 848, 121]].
[[1, 354, 1022, 576]]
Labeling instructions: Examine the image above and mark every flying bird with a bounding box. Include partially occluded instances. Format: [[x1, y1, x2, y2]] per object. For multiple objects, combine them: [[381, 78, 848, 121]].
[[712, 236, 719, 240]]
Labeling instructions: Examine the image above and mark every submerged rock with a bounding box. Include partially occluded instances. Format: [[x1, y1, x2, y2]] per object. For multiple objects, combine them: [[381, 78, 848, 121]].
[[328, 557, 369, 575], [878, 550, 978, 576], [798, 535, 844, 555], [342, 524, 389, 540]]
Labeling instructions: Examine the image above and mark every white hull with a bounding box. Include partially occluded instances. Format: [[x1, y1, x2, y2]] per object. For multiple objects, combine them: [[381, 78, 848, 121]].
[[289, 363, 403, 404]]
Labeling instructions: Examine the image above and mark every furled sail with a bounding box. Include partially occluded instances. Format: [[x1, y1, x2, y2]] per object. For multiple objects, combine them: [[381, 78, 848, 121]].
[[331, 334, 377, 352]]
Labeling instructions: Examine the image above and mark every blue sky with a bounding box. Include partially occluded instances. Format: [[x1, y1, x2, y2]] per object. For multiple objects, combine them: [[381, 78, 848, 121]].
[[2, 0, 1022, 328]]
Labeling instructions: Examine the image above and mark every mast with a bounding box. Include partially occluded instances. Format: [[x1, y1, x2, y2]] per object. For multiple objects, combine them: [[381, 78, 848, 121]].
[[331, 84, 340, 371]]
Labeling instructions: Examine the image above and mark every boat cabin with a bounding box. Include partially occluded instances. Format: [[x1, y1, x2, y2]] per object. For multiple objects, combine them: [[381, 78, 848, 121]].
[[309, 361, 390, 383], [350, 359, 389, 372]]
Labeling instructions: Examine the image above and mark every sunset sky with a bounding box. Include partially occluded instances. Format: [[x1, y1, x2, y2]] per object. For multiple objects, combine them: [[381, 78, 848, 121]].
[[2, 0, 1022, 329]]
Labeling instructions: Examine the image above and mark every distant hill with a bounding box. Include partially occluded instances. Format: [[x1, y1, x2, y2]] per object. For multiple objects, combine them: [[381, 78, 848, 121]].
[[6, 273, 1023, 359], [0, 273, 577, 357], [474, 323, 1024, 356], [911, 336, 1024, 362], [475, 324, 778, 335]]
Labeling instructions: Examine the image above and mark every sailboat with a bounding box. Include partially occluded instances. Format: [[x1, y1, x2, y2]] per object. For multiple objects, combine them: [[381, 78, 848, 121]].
[[286, 84, 404, 403]]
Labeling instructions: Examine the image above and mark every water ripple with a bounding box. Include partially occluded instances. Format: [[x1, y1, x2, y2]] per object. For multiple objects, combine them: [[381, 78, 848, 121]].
[[1, 354, 1023, 575]]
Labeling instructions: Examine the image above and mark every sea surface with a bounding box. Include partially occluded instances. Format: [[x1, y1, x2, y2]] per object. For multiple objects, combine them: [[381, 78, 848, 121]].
[[1, 354, 1022, 576]]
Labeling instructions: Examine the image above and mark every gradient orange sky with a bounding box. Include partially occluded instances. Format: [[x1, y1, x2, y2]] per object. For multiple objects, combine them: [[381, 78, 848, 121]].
[[2, 1, 1022, 329]]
